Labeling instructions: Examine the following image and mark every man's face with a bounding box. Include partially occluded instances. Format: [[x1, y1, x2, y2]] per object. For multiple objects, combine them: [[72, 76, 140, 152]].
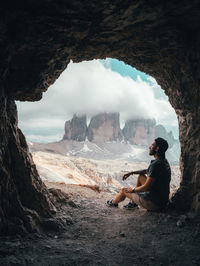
[[149, 141, 158, 155]]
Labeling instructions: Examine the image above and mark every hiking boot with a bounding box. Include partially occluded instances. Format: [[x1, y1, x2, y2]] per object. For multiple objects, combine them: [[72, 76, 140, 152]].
[[123, 202, 138, 210], [106, 200, 118, 207]]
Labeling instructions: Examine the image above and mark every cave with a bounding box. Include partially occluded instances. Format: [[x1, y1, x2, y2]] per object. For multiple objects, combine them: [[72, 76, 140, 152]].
[[1, 1, 200, 235]]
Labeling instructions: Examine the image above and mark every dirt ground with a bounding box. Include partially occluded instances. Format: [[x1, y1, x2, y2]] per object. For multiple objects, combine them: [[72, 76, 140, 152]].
[[1, 182, 200, 266]]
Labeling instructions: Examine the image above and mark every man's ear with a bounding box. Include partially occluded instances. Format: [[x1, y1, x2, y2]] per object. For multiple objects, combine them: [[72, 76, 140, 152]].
[[155, 146, 159, 152]]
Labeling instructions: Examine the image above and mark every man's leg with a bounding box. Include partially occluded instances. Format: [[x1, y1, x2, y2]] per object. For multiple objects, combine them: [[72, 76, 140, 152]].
[[112, 188, 130, 204], [135, 174, 147, 187], [122, 174, 147, 208], [110, 174, 148, 206], [112, 187, 142, 205], [133, 175, 161, 211]]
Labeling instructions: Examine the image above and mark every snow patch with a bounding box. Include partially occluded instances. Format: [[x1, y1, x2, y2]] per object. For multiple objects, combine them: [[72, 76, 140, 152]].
[[81, 144, 93, 153]]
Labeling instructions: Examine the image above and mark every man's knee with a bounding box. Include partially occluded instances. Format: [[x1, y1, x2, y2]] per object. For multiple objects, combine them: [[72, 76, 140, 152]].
[[121, 187, 125, 193], [121, 187, 130, 194]]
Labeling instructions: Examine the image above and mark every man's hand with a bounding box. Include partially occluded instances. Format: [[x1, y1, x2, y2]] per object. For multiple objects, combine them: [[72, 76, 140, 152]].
[[122, 172, 133, 180]]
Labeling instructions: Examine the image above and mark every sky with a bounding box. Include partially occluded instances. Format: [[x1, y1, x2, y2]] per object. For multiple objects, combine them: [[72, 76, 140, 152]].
[[16, 58, 179, 143]]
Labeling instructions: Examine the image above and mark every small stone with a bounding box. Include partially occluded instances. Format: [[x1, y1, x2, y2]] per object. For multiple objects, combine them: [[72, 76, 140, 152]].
[[177, 220, 184, 228], [54, 235, 58, 239], [45, 245, 51, 249], [179, 215, 187, 222]]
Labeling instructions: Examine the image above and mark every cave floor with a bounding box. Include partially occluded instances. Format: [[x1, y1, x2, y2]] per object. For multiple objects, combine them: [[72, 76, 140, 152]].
[[1, 183, 200, 266]]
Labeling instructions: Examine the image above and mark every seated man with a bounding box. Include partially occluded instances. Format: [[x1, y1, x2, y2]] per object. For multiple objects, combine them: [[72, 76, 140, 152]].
[[107, 137, 171, 211]]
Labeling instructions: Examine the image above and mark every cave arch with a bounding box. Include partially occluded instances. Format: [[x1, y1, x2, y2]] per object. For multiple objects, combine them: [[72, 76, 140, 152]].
[[1, 1, 200, 234]]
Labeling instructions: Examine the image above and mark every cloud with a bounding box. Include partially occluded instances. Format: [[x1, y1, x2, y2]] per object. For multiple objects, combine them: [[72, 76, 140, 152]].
[[17, 59, 178, 142]]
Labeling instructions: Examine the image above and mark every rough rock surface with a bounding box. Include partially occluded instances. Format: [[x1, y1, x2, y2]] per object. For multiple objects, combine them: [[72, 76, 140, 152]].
[[63, 114, 87, 141], [0, 92, 57, 235], [1, 0, 200, 234], [155, 124, 175, 148], [122, 118, 156, 145], [87, 113, 122, 142]]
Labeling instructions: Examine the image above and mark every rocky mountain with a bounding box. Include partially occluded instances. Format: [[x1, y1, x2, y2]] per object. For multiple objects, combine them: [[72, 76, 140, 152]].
[[122, 118, 156, 146], [63, 114, 87, 141], [63, 113, 175, 147], [87, 113, 123, 142], [155, 124, 175, 148]]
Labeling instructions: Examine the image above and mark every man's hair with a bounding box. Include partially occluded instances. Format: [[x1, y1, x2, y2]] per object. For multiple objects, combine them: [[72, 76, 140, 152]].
[[154, 137, 169, 156]]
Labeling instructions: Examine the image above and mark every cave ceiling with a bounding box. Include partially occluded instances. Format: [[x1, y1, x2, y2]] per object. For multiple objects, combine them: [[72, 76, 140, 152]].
[[1, 1, 200, 110]]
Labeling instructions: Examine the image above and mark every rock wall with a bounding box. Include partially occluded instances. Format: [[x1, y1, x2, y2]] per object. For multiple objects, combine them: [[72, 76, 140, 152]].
[[1, 0, 200, 227], [0, 89, 56, 234], [171, 108, 200, 211]]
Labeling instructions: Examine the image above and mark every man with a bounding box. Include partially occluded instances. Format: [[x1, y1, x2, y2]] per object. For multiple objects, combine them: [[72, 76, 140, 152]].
[[106, 137, 171, 211]]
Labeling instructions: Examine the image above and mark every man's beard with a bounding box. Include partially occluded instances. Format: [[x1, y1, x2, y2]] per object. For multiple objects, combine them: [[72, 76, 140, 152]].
[[149, 146, 157, 156]]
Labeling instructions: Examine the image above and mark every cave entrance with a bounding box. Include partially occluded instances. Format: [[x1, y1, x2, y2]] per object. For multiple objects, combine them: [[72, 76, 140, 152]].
[[16, 58, 180, 204], [1, 1, 200, 237]]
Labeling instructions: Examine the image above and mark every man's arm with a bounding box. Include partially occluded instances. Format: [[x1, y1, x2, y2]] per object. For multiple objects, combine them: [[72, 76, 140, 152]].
[[132, 169, 147, 175], [122, 169, 147, 180], [134, 177, 155, 192]]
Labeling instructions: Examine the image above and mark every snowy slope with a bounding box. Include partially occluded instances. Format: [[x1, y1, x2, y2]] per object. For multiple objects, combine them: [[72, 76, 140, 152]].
[[29, 139, 180, 164]]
